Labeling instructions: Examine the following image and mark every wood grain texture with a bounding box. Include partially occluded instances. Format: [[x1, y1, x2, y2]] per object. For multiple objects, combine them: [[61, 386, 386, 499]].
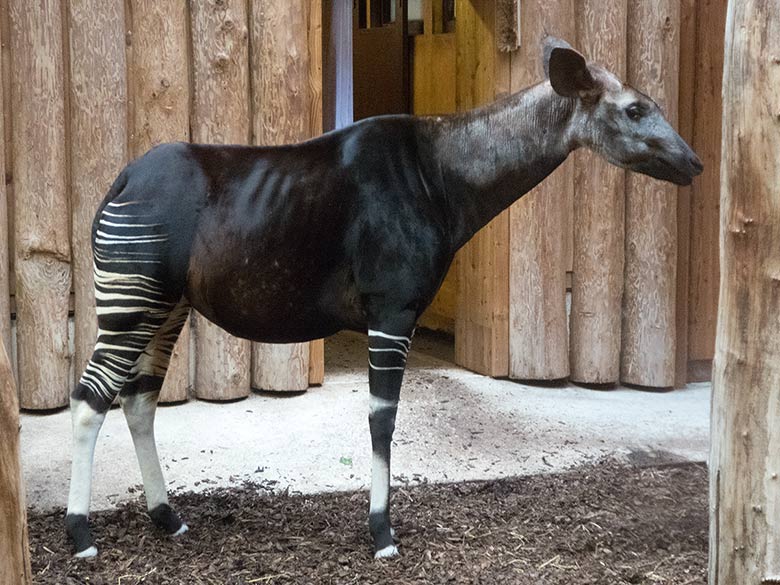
[[309, 338, 324, 385], [620, 0, 680, 387], [128, 0, 191, 402], [453, 0, 509, 377], [9, 0, 71, 409], [675, 0, 697, 386], [250, 0, 318, 391], [569, 0, 627, 384], [710, 3, 780, 581], [507, 0, 574, 381], [69, 0, 127, 379], [687, 0, 726, 363], [0, 341, 31, 584], [190, 0, 251, 401]]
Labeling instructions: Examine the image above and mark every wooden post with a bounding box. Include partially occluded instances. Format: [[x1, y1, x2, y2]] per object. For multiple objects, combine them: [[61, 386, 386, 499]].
[[453, 0, 510, 377], [190, 0, 252, 401], [69, 0, 128, 378], [9, 0, 71, 409], [621, 0, 680, 387], [250, 0, 320, 391], [0, 17, 9, 360], [0, 341, 31, 585], [507, 0, 574, 381], [129, 0, 191, 402], [687, 0, 727, 375], [569, 0, 627, 384], [710, 2, 780, 581]]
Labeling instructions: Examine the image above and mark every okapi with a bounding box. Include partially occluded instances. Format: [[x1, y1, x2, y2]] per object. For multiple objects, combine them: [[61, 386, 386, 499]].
[[66, 37, 702, 559]]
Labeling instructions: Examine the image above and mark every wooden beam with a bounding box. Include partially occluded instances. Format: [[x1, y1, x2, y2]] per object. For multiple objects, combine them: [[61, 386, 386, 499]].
[[190, 0, 252, 401], [0, 341, 31, 585], [0, 5, 9, 362], [710, 2, 780, 580], [250, 0, 319, 391], [508, 0, 574, 381], [69, 0, 128, 380], [621, 0, 680, 387], [9, 0, 71, 409], [570, 0, 627, 384], [128, 0, 191, 403]]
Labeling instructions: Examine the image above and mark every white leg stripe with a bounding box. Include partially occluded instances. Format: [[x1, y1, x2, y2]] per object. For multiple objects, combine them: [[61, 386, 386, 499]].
[[369, 347, 408, 357], [369, 452, 390, 514], [369, 395, 399, 415], [368, 360, 406, 372], [368, 330, 411, 343]]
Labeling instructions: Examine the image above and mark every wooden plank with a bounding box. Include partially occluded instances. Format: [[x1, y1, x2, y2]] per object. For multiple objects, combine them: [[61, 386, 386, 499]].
[[507, 0, 574, 381], [9, 0, 71, 409], [569, 0, 627, 384], [709, 2, 780, 580], [309, 338, 324, 385], [0, 341, 31, 585], [620, 0, 680, 387], [322, 0, 353, 132], [69, 0, 127, 380], [250, 0, 317, 391], [675, 0, 697, 387], [687, 0, 727, 364], [190, 0, 251, 402], [453, 0, 509, 377], [128, 0, 191, 403]]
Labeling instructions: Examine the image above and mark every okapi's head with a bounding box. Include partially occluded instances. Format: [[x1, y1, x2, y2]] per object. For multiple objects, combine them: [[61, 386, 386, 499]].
[[543, 37, 703, 186]]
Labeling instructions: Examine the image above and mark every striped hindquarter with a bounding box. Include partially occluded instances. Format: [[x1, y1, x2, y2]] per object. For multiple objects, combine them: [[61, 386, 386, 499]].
[[67, 200, 189, 557]]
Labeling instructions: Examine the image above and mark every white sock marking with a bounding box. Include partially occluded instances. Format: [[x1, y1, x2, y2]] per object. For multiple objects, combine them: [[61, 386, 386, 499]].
[[172, 523, 189, 537], [74, 545, 98, 559], [369, 451, 390, 514], [67, 400, 106, 517], [374, 545, 399, 559]]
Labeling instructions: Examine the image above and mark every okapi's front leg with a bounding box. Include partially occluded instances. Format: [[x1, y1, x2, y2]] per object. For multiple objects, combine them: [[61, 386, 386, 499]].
[[367, 311, 416, 559]]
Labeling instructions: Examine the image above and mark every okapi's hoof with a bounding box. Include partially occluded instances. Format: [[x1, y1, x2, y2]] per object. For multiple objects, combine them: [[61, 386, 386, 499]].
[[66, 513, 97, 558], [374, 544, 399, 559], [149, 503, 187, 536]]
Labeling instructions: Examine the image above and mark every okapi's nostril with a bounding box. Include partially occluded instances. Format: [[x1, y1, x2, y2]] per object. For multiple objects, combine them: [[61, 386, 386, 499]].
[[690, 155, 704, 174]]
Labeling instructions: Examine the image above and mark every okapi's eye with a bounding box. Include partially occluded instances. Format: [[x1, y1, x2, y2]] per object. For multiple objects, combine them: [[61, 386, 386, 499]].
[[626, 103, 643, 121]]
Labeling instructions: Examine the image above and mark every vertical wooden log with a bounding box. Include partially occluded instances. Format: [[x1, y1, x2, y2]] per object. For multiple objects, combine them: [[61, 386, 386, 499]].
[[0, 342, 31, 585], [129, 0, 191, 402], [688, 0, 727, 369], [0, 0, 13, 370], [710, 2, 780, 581], [190, 0, 251, 401], [0, 18, 10, 360], [569, 0, 627, 384], [9, 0, 71, 409], [69, 0, 127, 379], [250, 0, 318, 391], [453, 0, 509, 377], [674, 0, 697, 387], [621, 0, 680, 387], [507, 0, 574, 381]]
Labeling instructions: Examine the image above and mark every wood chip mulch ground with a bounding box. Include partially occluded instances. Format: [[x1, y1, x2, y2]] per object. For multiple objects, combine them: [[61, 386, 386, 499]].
[[28, 461, 708, 585]]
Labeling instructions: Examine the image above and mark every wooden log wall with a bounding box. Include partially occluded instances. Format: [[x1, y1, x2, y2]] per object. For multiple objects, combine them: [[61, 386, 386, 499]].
[[710, 1, 780, 580], [1, 0, 324, 410], [450, 0, 723, 387]]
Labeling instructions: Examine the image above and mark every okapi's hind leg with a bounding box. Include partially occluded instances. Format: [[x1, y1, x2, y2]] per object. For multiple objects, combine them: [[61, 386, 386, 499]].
[[121, 299, 191, 537], [66, 306, 174, 557]]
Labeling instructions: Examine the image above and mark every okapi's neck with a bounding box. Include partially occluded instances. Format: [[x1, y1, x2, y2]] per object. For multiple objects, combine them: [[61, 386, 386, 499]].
[[430, 82, 577, 250]]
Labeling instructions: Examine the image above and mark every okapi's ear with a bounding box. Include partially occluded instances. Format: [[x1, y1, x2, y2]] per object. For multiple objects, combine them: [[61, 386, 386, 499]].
[[543, 38, 599, 99]]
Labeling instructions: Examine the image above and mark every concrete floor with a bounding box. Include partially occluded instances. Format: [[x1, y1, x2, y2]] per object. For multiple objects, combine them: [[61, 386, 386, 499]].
[[20, 330, 710, 513]]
